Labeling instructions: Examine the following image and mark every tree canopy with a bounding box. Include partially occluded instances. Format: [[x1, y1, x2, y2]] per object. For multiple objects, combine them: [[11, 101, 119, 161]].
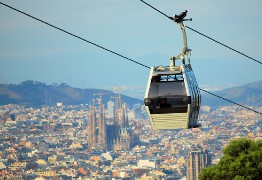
[[199, 138, 262, 180]]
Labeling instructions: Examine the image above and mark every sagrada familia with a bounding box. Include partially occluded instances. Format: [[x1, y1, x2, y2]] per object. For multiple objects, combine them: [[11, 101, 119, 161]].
[[87, 93, 137, 151]]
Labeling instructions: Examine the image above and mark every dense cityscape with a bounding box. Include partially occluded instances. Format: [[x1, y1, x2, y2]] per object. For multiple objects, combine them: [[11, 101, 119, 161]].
[[0, 0, 261, 179], [0, 94, 261, 179]]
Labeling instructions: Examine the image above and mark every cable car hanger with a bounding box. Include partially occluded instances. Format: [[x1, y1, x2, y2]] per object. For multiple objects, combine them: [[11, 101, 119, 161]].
[[154, 10, 193, 74], [155, 10, 192, 73], [171, 10, 192, 67]]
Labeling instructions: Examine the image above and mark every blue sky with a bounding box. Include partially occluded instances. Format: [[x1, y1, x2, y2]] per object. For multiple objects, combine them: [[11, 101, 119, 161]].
[[0, 0, 261, 98]]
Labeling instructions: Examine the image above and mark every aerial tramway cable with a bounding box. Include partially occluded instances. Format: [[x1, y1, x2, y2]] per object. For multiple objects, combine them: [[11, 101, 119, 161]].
[[140, 0, 262, 65], [0, 2, 150, 69], [0, 1, 261, 115], [184, 26, 262, 65], [201, 89, 262, 115]]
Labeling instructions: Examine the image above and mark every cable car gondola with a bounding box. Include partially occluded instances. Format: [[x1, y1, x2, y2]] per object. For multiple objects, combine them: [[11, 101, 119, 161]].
[[144, 11, 201, 130]]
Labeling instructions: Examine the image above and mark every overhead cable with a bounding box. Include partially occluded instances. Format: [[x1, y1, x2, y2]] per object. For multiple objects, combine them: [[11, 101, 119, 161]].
[[200, 88, 262, 115], [0, 1, 150, 69], [140, 0, 173, 20], [1, 1, 261, 115], [140, 0, 262, 65], [185, 26, 262, 65]]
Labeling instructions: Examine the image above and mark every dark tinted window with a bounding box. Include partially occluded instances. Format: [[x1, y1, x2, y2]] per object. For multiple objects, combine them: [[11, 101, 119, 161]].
[[147, 76, 189, 114]]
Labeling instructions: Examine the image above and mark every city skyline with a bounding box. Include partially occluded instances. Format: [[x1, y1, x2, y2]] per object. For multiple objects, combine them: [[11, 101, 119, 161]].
[[0, 0, 262, 98]]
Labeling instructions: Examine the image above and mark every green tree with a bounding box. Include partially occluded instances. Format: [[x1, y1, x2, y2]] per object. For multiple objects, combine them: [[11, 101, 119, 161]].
[[199, 138, 262, 180]]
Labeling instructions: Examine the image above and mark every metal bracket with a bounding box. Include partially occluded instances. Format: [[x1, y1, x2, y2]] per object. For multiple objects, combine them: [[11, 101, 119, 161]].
[[170, 10, 192, 67]]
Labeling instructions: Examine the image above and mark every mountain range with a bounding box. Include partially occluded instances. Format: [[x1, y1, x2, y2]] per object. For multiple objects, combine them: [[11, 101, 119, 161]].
[[0, 80, 261, 108], [201, 80, 262, 107], [0, 80, 143, 107]]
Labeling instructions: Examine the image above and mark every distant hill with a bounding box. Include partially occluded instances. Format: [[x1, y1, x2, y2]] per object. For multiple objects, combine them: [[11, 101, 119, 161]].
[[201, 80, 262, 107], [0, 80, 261, 108], [0, 80, 143, 107]]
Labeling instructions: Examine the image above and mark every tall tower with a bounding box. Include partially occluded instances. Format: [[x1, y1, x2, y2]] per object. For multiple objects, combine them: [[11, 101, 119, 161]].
[[112, 92, 133, 151], [88, 94, 107, 150], [186, 148, 212, 180], [98, 93, 107, 150], [112, 92, 122, 125], [88, 101, 96, 150], [120, 103, 129, 127]]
